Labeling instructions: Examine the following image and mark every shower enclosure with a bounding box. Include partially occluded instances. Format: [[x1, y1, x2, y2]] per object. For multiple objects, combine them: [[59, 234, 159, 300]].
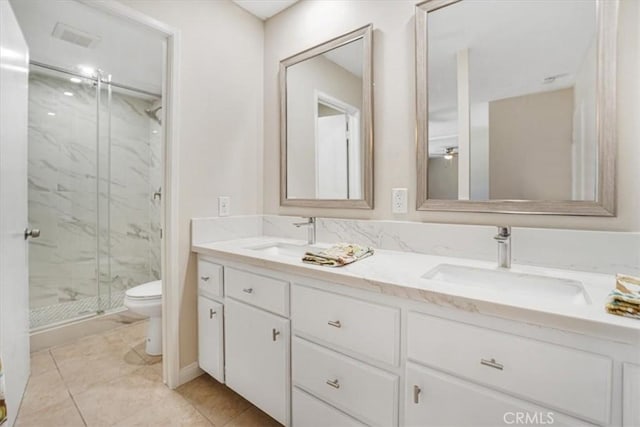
[[27, 63, 162, 330]]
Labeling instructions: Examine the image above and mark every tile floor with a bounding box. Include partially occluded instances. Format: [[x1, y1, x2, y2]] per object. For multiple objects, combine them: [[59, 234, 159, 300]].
[[16, 320, 281, 427]]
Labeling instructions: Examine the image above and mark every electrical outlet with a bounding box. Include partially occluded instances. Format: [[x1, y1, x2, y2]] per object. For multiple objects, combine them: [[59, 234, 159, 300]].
[[392, 188, 408, 214], [218, 196, 231, 217]]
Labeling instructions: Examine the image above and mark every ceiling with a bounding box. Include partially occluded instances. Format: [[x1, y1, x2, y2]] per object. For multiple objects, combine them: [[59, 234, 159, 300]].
[[427, 0, 596, 114], [323, 39, 363, 78], [9, 0, 164, 96], [233, 0, 299, 20]]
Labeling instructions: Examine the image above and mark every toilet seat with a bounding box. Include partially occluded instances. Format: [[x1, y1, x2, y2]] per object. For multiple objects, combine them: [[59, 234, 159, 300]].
[[125, 280, 162, 301]]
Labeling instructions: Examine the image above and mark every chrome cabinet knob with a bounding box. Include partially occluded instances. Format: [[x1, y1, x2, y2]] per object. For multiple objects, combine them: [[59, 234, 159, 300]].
[[24, 228, 40, 239]]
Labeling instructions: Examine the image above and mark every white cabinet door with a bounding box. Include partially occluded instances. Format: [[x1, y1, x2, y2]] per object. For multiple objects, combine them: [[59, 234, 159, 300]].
[[225, 298, 290, 426], [405, 363, 595, 427], [197, 296, 224, 383], [0, 2, 30, 426], [623, 363, 640, 427]]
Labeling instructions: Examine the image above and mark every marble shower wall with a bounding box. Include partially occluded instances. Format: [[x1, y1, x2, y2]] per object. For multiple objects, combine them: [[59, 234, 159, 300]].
[[28, 70, 161, 310]]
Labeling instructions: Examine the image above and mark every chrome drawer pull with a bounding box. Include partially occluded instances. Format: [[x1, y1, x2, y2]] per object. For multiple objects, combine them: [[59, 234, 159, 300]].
[[328, 320, 342, 328], [326, 379, 340, 389], [272, 328, 280, 341], [243, 288, 253, 294], [209, 309, 216, 319], [413, 385, 422, 404], [200, 276, 210, 282], [480, 358, 504, 370]]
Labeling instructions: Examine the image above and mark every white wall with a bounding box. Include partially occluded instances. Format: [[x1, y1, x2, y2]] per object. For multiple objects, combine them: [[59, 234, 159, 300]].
[[488, 88, 574, 200], [263, 0, 640, 231], [428, 157, 458, 199], [469, 102, 489, 200], [119, 0, 264, 368]]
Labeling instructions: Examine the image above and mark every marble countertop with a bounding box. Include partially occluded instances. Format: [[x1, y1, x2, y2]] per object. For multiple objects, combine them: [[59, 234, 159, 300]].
[[192, 236, 640, 343]]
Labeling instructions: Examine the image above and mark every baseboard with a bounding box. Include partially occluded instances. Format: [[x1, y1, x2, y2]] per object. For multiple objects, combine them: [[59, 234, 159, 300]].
[[30, 309, 145, 353], [178, 362, 204, 386]]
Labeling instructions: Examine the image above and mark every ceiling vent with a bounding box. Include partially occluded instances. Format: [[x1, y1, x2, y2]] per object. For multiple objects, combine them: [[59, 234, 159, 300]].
[[52, 23, 101, 49]]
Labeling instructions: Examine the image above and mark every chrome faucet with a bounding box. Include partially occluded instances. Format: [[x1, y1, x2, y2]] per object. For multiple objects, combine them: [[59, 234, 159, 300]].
[[293, 217, 316, 245], [494, 226, 511, 269]]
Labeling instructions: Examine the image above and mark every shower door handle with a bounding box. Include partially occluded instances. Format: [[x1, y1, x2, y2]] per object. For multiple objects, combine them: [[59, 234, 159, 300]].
[[24, 228, 40, 240]]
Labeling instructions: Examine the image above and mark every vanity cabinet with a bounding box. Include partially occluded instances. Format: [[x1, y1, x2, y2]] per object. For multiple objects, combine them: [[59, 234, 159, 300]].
[[197, 296, 224, 383], [225, 298, 291, 426], [405, 363, 592, 427], [195, 253, 635, 427]]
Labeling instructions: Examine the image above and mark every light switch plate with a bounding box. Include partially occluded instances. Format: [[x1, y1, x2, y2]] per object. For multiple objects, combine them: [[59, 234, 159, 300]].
[[218, 196, 231, 217], [392, 188, 408, 214]]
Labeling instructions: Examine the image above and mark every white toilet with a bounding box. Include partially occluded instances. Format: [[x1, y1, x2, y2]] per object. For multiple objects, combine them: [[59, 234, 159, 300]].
[[124, 280, 162, 356]]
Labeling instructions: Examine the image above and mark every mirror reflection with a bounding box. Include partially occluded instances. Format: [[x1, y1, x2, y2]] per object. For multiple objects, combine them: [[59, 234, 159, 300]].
[[286, 38, 364, 200], [427, 0, 598, 201]]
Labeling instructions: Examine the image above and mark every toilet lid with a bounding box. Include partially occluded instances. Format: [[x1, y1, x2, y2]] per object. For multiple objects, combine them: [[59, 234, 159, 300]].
[[126, 280, 162, 299]]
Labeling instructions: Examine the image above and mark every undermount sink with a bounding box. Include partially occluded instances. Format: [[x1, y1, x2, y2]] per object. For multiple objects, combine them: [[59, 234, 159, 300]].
[[247, 242, 318, 259], [422, 264, 590, 305]]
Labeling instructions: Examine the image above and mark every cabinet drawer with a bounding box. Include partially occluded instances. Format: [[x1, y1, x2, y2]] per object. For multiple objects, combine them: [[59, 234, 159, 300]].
[[197, 296, 224, 383], [293, 387, 366, 427], [407, 312, 612, 425], [405, 362, 595, 427], [197, 258, 223, 298], [293, 337, 398, 427], [292, 285, 400, 366], [226, 268, 289, 316]]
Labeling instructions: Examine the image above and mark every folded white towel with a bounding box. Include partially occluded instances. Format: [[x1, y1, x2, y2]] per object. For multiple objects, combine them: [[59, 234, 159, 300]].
[[605, 274, 640, 319]]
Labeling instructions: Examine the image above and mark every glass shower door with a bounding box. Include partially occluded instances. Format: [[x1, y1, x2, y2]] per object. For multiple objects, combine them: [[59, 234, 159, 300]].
[[27, 64, 162, 330], [27, 65, 101, 329]]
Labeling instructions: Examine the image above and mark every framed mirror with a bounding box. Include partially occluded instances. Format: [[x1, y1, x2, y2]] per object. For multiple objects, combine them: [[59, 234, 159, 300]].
[[280, 24, 373, 209], [416, 0, 618, 215]]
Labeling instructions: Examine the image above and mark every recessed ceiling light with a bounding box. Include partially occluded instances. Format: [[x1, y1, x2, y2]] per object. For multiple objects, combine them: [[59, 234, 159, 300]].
[[152, 130, 158, 134], [69, 77, 82, 83], [47, 112, 56, 116], [63, 91, 74, 97]]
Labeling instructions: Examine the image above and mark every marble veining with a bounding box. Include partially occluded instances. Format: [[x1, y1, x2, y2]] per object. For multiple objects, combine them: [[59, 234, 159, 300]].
[[261, 215, 640, 276], [28, 71, 161, 322]]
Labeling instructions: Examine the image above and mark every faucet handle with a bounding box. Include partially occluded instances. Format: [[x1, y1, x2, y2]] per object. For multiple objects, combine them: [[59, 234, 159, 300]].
[[293, 217, 316, 227], [496, 226, 510, 236], [494, 226, 511, 241]]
